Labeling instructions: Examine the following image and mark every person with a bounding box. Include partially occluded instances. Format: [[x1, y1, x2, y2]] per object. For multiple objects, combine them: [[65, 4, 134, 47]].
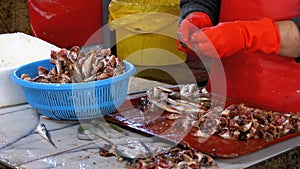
[[177, 0, 300, 113]]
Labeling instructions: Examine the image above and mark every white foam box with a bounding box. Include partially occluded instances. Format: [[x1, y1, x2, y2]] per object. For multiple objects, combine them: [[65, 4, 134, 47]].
[[0, 32, 60, 108]]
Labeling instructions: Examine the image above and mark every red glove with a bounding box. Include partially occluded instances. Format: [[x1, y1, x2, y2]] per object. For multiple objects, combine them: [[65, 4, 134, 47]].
[[186, 18, 280, 58], [177, 12, 212, 54]]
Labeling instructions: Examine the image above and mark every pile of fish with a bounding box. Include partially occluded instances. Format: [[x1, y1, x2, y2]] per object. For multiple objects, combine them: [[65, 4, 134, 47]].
[[144, 84, 212, 116], [21, 46, 126, 83], [144, 84, 300, 142], [211, 104, 300, 141], [99, 141, 216, 169]]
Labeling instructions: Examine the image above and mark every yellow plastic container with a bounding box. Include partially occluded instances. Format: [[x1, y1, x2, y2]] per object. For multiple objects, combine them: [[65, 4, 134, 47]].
[[108, 0, 186, 66]]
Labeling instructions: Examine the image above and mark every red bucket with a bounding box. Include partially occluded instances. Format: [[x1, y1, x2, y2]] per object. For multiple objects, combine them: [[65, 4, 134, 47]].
[[27, 0, 103, 48]]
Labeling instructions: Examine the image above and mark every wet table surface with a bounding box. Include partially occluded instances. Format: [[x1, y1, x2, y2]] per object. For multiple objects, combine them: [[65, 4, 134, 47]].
[[0, 76, 299, 169]]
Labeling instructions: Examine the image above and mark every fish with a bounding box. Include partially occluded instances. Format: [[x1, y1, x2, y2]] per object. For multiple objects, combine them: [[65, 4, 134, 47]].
[[35, 123, 57, 149]]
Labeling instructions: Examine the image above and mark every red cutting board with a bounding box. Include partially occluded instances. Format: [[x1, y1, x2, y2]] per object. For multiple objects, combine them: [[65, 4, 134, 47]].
[[104, 95, 300, 158]]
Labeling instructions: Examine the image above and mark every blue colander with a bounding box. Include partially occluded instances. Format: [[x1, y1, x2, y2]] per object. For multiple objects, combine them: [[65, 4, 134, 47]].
[[11, 59, 136, 120]]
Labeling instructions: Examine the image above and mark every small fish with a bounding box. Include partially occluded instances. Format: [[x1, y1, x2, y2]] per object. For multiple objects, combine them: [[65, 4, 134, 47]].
[[35, 123, 57, 148]]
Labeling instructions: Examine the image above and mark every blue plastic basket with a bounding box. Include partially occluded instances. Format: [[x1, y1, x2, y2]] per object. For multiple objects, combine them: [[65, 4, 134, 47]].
[[11, 59, 136, 120]]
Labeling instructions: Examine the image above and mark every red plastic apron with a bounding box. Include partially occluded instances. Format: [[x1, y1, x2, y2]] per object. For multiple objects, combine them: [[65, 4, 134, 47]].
[[207, 0, 300, 113]]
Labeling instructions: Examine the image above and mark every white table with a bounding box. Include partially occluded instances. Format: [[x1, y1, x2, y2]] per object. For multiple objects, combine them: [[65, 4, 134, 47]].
[[0, 77, 299, 169]]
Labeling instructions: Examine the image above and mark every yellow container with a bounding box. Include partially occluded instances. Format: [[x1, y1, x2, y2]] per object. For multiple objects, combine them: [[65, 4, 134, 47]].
[[108, 0, 186, 66]]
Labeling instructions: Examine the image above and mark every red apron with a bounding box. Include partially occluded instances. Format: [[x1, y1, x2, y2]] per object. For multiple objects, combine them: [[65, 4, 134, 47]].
[[207, 0, 300, 113]]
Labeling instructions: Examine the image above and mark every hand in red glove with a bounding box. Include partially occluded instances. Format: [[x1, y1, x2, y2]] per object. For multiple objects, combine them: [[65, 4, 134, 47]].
[[185, 18, 280, 58], [177, 12, 212, 54]]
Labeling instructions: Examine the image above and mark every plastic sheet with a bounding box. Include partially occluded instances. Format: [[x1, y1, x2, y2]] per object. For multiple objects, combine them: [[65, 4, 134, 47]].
[[108, 0, 186, 66], [108, 0, 180, 32], [27, 0, 103, 48]]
